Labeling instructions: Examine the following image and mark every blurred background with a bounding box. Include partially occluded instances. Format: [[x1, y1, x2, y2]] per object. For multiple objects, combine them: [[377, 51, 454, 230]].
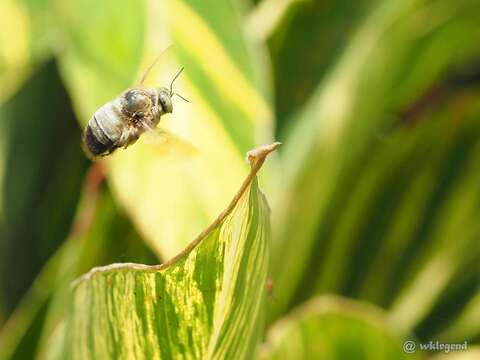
[[1, 0, 480, 358]]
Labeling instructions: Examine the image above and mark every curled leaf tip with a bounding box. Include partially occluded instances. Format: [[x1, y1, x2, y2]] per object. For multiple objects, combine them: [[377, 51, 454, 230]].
[[72, 142, 279, 289], [247, 142, 281, 166]]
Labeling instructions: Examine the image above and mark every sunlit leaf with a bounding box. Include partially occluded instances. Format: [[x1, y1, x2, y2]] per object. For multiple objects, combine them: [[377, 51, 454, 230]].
[[60, 143, 278, 359], [435, 291, 480, 343], [56, 0, 275, 259], [56, 0, 145, 118], [0, 0, 58, 103], [0, 61, 88, 332], [266, 0, 376, 133], [260, 295, 419, 360], [431, 347, 480, 360], [0, 0, 30, 103], [0, 167, 157, 359], [0, 245, 62, 360], [269, 0, 480, 325]]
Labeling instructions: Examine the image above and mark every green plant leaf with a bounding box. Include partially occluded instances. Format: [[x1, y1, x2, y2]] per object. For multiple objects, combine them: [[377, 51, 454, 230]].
[[0, 60, 88, 327], [269, 0, 480, 324], [107, 0, 274, 259], [260, 295, 419, 360], [431, 347, 480, 360], [35, 181, 160, 359], [56, 0, 145, 118], [0, 167, 158, 359], [270, 89, 480, 340], [435, 291, 480, 344], [0, 0, 59, 104], [0, 244, 63, 360], [56, 0, 275, 259], [0, 0, 31, 103], [265, 0, 376, 134], [60, 143, 278, 359]]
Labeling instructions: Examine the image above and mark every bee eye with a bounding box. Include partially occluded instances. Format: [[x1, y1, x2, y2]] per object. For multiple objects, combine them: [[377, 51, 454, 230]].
[[125, 90, 150, 113], [159, 93, 173, 113]]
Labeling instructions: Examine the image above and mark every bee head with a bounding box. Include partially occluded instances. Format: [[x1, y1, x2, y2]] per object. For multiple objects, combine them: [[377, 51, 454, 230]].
[[158, 67, 188, 114], [158, 88, 173, 114], [124, 89, 151, 114]]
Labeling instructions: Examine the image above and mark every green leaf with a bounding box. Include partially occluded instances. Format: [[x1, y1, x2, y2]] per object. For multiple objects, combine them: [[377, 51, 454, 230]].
[[56, 0, 275, 259], [260, 295, 419, 360], [36, 183, 159, 359], [269, 0, 480, 324], [56, 0, 145, 119], [0, 0, 59, 104], [60, 144, 278, 359], [270, 91, 480, 340], [0, 60, 88, 323], [265, 0, 376, 134], [431, 347, 480, 360], [435, 291, 480, 344], [0, 244, 63, 360], [0, 0, 31, 103], [0, 169, 157, 359], [108, 0, 274, 258]]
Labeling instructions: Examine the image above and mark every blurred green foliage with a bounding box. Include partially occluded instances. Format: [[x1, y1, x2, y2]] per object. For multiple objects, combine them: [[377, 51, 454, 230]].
[[0, 60, 88, 314], [1, 0, 480, 358], [260, 296, 420, 360]]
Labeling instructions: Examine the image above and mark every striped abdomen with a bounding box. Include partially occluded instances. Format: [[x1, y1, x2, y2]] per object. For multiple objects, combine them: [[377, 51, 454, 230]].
[[84, 98, 139, 157]]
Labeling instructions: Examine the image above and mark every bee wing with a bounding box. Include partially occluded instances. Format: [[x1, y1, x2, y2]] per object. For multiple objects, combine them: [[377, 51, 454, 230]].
[[139, 120, 198, 157], [137, 118, 158, 135], [141, 124, 168, 145]]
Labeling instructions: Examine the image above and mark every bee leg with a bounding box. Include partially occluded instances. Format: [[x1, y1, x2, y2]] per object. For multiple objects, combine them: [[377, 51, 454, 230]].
[[132, 112, 144, 122], [118, 126, 140, 149]]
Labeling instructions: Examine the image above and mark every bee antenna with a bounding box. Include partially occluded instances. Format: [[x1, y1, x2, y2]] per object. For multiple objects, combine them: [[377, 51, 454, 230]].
[[173, 92, 189, 102], [169, 67, 184, 95], [138, 45, 174, 85]]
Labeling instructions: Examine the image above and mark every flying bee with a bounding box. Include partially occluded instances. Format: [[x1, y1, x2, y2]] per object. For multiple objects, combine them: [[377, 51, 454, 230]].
[[83, 67, 188, 158]]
